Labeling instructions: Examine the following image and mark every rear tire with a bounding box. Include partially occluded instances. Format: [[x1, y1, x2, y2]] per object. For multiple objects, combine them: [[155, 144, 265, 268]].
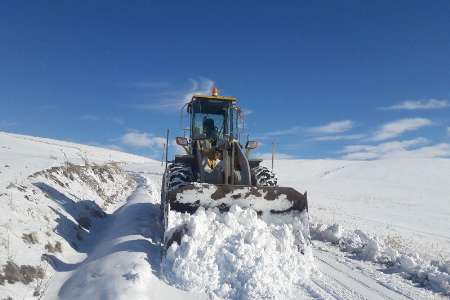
[[251, 166, 278, 187]]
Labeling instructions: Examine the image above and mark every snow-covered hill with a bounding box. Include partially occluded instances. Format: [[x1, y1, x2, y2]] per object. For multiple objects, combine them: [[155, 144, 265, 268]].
[[0, 131, 449, 299], [0, 132, 208, 299]]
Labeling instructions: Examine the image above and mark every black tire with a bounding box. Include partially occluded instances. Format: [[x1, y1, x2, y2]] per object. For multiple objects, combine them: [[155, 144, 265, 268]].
[[161, 163, 193, 257], [251, 166, 278, 187], [166, 163, 193, 191]]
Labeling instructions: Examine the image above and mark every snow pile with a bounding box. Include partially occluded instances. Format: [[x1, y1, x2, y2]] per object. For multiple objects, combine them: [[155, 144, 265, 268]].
[[311, 223, 450, 295], [163, 206, 315, 300]]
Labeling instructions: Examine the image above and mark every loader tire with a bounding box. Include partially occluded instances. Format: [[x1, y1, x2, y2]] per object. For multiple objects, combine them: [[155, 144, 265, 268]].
[[166, 163, 193, 191], [251, 166, 278, 187]]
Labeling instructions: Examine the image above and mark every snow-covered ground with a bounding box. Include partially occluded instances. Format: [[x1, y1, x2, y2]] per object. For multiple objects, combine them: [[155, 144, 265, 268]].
[[272, 159, 450, 261], [0, 131, 449, 299]]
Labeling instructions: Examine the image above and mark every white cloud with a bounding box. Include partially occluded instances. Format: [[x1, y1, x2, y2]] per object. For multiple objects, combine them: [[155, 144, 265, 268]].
[[312, 134, 365, 141], [308, 120, 354, 134], [447, 127, 450, 135], [342, 138, 428, 157], [81, 114, 99, 121], [372, 118, 432, 141], [405, 143, 450, 159], [264, 120, 355, 139], [184, 77, 214, 102], [265, 126, 302, 137], [135, 77, 214, 111], [252, 152, 296, 160], [381, 99, 449, 110], [341, 138, 450, 160], [121, 131, 166, 149]]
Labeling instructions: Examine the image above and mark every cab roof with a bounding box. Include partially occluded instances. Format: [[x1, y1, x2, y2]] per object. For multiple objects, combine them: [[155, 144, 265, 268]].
[[190, 94, 236, 102]]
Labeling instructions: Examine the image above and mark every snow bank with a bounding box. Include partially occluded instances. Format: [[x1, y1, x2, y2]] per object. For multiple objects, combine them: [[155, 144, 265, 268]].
[[0, 163, 136, 299], [54, 175, 205, 300], [163, 206, 314, 300], [311, 223, 450, 295], [30, 163, 136, 212]]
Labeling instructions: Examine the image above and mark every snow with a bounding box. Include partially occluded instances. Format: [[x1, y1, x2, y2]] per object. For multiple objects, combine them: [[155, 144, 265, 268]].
[[0, 132, 205, 299], [51, 172, 204, 300], [271, 159, 450, 261], [1, 131, 449, 299], [311, 223, 450, 294], [163, 206, 313, 299]]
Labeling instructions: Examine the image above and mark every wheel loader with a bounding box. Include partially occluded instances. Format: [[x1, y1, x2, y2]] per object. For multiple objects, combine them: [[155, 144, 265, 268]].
[[161, 87, 309, 253]]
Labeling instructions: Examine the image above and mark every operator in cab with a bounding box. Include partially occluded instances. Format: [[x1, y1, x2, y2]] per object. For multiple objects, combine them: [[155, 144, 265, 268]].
[[202, 117, 217, 142], [202, 117, 223, 174]]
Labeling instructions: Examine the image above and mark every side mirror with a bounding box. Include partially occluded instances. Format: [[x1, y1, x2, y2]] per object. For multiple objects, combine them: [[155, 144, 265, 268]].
[[176, 136, 189, 146], [245, 140, 258, 150]]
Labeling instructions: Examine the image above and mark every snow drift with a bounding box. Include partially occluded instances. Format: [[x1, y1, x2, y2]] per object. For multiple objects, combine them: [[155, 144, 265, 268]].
[[163, 205, 314, 299], [311, 223, 450, 295]]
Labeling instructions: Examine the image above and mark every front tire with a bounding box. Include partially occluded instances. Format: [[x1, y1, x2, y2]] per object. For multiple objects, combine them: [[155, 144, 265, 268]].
[[251, 166, 278, 187], [161, 163, 193, 257], [166, 163, 193, 191]]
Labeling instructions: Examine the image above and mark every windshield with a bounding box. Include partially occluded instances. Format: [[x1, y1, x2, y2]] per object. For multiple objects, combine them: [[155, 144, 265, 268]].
[[191, 100, 231, 140]]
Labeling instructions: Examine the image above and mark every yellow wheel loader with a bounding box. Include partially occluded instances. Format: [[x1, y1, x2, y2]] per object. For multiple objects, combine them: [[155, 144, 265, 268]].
[[161, 88, 309, 254]]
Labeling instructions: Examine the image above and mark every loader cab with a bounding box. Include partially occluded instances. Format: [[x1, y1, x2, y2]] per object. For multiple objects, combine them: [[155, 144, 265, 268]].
[[188, 94, 239, 143]]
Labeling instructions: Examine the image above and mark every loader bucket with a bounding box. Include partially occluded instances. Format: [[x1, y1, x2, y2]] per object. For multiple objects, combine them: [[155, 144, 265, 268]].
[[166, 183, 308, 216], [161, 183, 310, 255]]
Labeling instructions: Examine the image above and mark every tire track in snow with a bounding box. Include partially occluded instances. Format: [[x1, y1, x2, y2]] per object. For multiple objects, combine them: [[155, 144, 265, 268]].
[[311, 247, 412, 300]]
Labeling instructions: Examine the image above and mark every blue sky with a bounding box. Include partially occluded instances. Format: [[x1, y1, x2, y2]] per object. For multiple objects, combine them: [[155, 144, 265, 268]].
[[1, 1, 449, 160]]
